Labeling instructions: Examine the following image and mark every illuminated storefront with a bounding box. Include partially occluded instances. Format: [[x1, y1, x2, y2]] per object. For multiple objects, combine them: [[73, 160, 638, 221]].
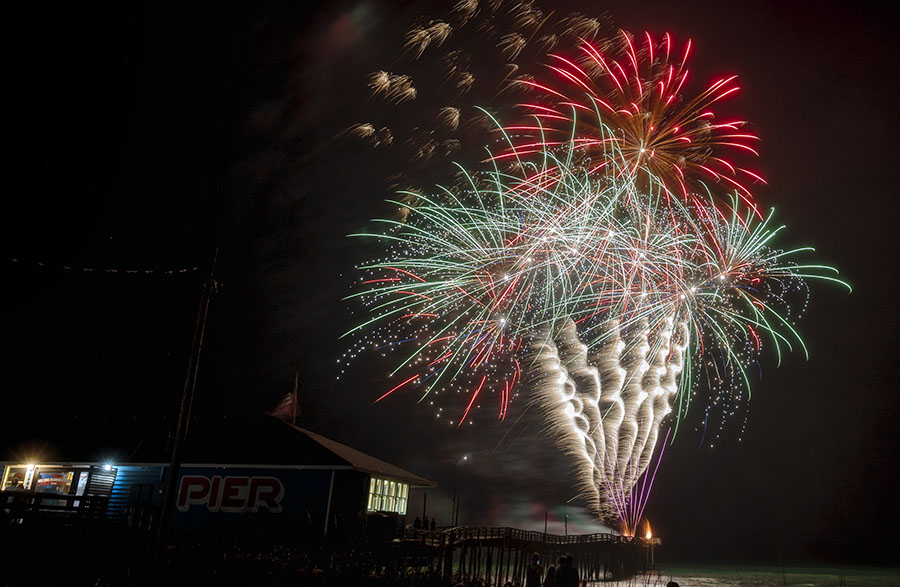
[[1, 463, 102, 495]]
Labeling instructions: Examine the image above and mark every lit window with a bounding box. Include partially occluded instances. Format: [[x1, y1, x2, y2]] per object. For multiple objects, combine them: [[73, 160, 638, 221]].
[[366, 477, 409, 515], [2, 466, 30, 491]]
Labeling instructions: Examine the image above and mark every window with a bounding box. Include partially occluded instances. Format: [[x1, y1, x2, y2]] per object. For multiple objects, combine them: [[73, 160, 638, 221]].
[[2, 465, 92, 496], [366, 477, 409, 515], [35, 470, 75, 495], [2, 466, 32, 491]]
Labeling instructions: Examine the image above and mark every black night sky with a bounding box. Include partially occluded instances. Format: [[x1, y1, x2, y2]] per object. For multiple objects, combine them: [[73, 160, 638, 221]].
[[3, 1, 899, 568]]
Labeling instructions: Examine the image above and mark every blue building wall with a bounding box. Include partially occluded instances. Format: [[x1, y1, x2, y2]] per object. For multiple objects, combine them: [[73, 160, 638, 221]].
[[108, 465, 164, 522]]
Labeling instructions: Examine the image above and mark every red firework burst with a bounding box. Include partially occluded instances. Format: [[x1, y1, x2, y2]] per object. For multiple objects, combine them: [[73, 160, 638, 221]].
[[501, 30, 765, 210]]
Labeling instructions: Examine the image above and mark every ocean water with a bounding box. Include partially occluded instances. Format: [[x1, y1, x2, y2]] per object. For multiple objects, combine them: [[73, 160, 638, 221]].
[[591, 565, 900, 586]]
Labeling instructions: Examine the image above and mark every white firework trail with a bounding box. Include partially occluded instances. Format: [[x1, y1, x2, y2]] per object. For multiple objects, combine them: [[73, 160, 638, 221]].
[[531, 316, 687, 526]]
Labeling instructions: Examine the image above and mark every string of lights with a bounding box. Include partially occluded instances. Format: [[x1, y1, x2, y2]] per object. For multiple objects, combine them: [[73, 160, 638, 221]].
[[9, 257, 199, 276]]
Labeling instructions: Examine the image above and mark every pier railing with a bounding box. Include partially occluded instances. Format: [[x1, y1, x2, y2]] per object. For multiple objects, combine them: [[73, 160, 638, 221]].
[[398, 525, 655, 583]]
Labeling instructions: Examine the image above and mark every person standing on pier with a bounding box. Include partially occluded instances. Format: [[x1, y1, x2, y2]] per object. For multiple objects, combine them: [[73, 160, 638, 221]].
[[543, 563, 557, 587], [525, 552, 543, 587], [556, 554, 578, 587]]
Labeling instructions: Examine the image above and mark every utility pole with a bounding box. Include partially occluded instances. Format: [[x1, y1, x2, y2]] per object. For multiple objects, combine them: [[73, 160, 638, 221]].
[[291, 371, 299, 425], [543, 510, 548, 568], [157, 249, 218, 546], [451, 489, 456, 528]]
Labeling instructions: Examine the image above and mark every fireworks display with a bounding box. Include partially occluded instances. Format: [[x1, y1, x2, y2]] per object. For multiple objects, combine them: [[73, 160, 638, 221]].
[[342, 118, 847, 526], [342, 1, 849, 531]]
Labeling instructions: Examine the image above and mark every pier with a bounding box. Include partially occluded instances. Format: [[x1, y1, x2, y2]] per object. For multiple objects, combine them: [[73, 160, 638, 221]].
[[396, 526, 657, 583]]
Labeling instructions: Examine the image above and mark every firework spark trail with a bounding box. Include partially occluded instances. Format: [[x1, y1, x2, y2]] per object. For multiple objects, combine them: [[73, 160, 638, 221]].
[[531, 314, 687, 524], [503, 31, 764, 207], [368, 71, 417, 104], [405, 21, 452, 59]]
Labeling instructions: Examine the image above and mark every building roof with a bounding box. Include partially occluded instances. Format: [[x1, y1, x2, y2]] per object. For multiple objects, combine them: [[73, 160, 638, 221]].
[[1, 415, 436, 488], [295, 425, 435, 487]]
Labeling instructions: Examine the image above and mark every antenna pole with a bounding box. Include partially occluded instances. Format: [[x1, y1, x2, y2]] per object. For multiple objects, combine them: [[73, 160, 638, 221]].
[[157, 248, 218, 546]]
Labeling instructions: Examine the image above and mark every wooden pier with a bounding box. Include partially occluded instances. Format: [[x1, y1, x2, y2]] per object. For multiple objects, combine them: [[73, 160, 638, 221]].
[[395, 526, 657, 584]]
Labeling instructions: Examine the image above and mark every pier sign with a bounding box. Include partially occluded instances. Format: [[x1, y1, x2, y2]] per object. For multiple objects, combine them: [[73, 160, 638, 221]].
[[170, 467, 332, 532], [177, 475, 284, 513]]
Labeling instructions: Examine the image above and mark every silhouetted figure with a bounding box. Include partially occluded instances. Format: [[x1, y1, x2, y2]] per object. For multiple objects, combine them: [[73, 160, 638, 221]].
[[413, 516, 422, 529], [556, 554, 578, 587], [543, 564, 557, 587], [430, 517, 436, 531], [525, 552, 542, 587], [7, 491, 26, 525], [665, 582, 680, 587], [423, 515, 429, 530]]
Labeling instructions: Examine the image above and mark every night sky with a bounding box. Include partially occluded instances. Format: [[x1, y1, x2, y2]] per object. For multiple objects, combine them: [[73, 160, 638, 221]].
[[3, 1, 899, 567]]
